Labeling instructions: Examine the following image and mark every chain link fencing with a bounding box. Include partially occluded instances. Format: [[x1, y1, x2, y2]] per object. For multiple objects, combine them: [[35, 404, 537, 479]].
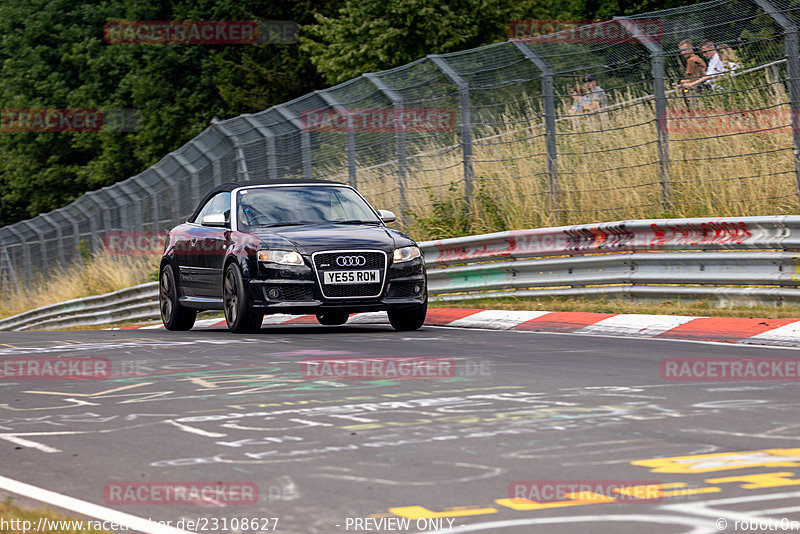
[[2, 0, 800, 290]]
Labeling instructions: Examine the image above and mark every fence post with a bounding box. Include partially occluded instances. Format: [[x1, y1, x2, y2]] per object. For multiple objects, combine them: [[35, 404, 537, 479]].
[[364, 73, 409, 213], [39, 214, 66, 269], [212, 122, 251, 182], [151, 166, 182, 225], [242, 115, 278, 180], [0, 245, 19, 294], [317, 90, 357, 188], [429, 55, 474, 202], [21, 221, 48, 280], [118, 182, 144, 233], [275, 104, 313, 180], [4, 226, 29, 287], [512, 41, 560, 219], [72, 201, 99, 253], [753, 0, 800, 203], [616, 17, 672, 212]]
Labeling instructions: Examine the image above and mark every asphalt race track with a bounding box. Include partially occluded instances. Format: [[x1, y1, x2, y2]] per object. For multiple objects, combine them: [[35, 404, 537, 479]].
[[1, 323, 800, 533]]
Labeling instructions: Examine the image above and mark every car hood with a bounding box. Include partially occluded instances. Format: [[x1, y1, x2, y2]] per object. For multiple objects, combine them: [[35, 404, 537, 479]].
[[247, 223, 414, 254]]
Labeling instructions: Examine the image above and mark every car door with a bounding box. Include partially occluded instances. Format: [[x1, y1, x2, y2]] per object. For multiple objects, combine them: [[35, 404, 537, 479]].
[[194, 192, 231, 298], [187, 192, 230, 299]]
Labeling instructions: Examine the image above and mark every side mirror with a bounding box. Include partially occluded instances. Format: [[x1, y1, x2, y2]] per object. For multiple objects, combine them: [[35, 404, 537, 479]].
[[201, 213, 227, 227], [378, 209, 396, 223]]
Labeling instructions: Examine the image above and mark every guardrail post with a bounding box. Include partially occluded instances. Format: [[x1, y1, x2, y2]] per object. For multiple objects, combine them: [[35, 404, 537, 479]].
[[242, 115, 278, 180], [512, 41, 560, 220], [429, 55, 474, 203], [616, 17, 672, 212], [364, 72, 409, 213], [317, 90, 357, 188], [753, 0, 800, 204], [275, 104, 313, 180]]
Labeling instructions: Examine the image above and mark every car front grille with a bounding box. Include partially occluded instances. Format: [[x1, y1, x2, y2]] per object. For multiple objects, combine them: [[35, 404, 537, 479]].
[[312, 250, 387, 299]]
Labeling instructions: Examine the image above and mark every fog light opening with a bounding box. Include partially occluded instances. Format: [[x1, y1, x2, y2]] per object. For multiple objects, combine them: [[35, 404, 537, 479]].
[[413, 284, 422, 294], [267, 288, 281, 300]]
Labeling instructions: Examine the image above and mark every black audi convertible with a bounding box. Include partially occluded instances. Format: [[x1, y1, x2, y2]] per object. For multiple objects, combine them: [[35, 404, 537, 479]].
[[158, 180, 427, 333]]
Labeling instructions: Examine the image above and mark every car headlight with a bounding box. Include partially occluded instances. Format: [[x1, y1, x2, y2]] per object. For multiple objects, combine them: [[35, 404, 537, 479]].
[[393, 246, 421, 263], [257, 250, 304, 265]]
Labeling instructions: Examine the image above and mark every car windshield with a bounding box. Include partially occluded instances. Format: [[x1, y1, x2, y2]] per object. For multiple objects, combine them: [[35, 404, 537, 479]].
[[236, 185, 381, 228]]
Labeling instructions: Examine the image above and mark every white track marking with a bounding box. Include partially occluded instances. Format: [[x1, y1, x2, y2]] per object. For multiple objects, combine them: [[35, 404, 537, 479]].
[[426, 514, 716, 533], [0, 474, 196, 534], [747, 321, 800, 344], [576, 314, 700, 337], [0, 435, 61, 453], [346, 312, 389, 324], [164, 419, 227, 437], [260, 314, 300, 325], [448, 310, 550, 330]]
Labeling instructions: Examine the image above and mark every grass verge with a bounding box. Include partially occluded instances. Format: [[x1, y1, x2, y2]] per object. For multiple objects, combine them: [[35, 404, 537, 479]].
[[0, 498, 112, 533], [0, 252, 160, 320]]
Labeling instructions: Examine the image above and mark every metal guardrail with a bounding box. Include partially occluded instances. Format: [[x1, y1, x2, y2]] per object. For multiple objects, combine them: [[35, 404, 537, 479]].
[[3, 215, 800, 331], [0, 282, 158, 332]]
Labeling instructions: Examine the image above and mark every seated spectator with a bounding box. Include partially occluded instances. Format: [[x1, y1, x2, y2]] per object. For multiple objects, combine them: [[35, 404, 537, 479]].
[[681, 39, 725, 91], [582, 74, 608, 111], [717, 44, 740, 71], [568, 83, 587, 114], [678, 39, 707, 92]]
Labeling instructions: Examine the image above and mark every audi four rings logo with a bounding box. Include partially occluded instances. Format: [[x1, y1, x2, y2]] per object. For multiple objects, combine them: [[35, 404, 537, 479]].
[[336, 255, 366, 267]]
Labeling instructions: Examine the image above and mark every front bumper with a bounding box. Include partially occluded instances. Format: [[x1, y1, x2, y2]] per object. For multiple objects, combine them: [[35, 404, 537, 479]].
[[245, 256, 426, 313]]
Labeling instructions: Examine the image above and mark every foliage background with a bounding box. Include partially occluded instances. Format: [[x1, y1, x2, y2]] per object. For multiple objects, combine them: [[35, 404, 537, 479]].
[[0, 0, 697, 226]]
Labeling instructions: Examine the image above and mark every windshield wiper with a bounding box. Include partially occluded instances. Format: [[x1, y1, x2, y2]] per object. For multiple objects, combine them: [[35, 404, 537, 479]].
[[333, 220, 380, 225], [253, 222, 310, 227]]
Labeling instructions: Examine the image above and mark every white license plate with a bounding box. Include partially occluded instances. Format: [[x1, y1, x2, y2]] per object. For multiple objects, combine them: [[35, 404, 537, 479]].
[[323, 270, 379, 284]]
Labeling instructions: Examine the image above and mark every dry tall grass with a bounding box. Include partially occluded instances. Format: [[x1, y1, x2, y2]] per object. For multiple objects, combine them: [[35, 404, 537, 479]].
[[356, 72, 799, 240], [2, 72, 795, 317], [0, 252, 159, 319]]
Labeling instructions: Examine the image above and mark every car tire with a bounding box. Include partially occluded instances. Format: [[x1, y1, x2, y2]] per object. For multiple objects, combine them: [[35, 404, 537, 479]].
[[316, 310, 349, 326], [387, 299, 427, 331], [159, 264, 197, 331], [223, 263, 263, 333]]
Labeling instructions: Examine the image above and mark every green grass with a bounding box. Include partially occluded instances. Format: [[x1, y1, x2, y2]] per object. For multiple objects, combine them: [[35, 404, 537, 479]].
[[0, 499, 112, 533]]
